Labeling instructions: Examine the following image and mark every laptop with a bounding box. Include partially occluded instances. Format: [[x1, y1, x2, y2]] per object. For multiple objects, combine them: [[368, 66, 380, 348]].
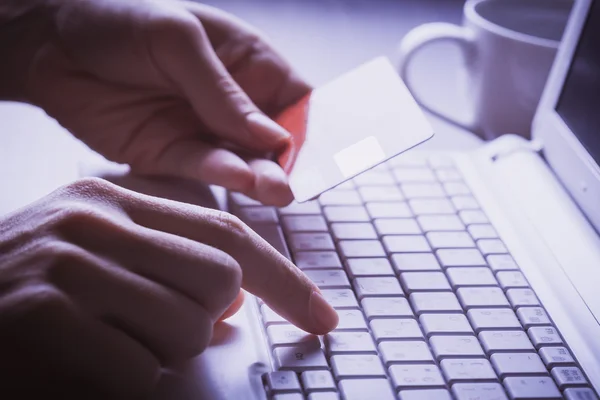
[[148, 0, 600, 399]]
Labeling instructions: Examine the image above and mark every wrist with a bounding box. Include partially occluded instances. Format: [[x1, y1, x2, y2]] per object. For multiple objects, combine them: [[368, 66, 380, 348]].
[[0, 0, 60, 102]]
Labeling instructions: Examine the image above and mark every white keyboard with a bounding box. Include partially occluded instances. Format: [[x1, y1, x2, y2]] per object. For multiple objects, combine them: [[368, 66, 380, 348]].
[[228, 154, 597, 400]]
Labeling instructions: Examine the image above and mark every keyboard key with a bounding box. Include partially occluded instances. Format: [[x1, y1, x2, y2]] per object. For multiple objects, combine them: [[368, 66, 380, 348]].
[[393, 168, 437, 183], [374, 218, 422, 235], [273, 393, 303, 400], [324, 206, 369, 222], [389, 365, 445, 389], [336, 309, 368, 330], [436, 169, 462, 182], [400, 389, 452, 400], [539, 346, 575, 368], [564, 388, 599, 400], [358, 186, 404, 202], [497, 271, 529, 290], [325, 331, 377, 355], [478, 331, 534, 354], [437, 249, 487, 268], [339, 240, 386, 258], [447, 267, 498, 288], [239, 207, 278, 224], [295, 251, 342, 270], [339, 379, 395, 400], [331, 354, 386, 378], [504, 376, 561, 399], [468, 224, 498, 239], [487, 255, 519, 272], [261, 305, 287, 325], [274, 345, 328, 371], [400, 272, 451, 292], [347, 258, 394, 277], [336, 180, 356, 190], [490, 353, 548, 378], [392, 253, 441, 272], [362, 297, 413, 319], [321, 289, 359, 309], [441, 359, 498, 384], [230, 192, 261, 206], [354, 277, 404, 298], [467, 309, 521, 332], [409, 199, 455, 215], [452, 196, 480, 211], [418, 215, 465, 232], [379, 340, 434, 365], [289, 233, 335, 251], [254, 224, 291, 260], [265, 371, 302, 393], [304, 270, 351, 289], [444, 182, 471, 196], [370, 318, 423, 341], [282, 215, 328, 232], [279, 201, 321, 215], [429, 155, 455, 169], [528, 326, 563, 348], [506, 289, 540, 308], [331, 222, 377, 240], [427, 232, 475, 249], [457, 287, 510, 309], [366, 202, 413, 218], [301, 370, 336, 392], [551, 366, 588, 388], [459, 210, 489, 225], [478, 239, 508, 255], [420, 314, 473, 336], [516, 307, 551, 328], [383, 235, 431, 252], [452, 383, 508, 400], [410, 292, 462, 315], [354, 169, 395, 186], [267, 325, 319, 347], [430, 336, 485, 360], [319, 189, 362, 206], [402, 183, 446, 198], [308, 392, 340, 400]]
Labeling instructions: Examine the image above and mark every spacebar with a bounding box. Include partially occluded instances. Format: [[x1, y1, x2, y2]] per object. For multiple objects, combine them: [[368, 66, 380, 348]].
[[252, 224, 292, 261]]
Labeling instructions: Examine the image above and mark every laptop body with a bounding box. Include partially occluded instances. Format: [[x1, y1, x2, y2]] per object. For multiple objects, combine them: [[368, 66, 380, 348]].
[[149, 0, 600, 398]]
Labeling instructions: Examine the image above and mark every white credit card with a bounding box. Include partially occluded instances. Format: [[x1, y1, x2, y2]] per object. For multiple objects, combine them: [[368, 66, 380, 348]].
[[276, 56, 434, 202]]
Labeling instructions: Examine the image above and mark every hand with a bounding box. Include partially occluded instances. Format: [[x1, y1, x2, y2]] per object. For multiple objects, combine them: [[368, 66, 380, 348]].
[[0, 178, 338, 397], [11, 0, 311, 206]]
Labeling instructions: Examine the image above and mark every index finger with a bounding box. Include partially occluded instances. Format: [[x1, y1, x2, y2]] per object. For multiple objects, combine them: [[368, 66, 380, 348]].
[[117, 190, 338, 335]]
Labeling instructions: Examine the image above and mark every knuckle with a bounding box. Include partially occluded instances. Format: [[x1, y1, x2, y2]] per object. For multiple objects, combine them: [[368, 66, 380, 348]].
[[17, 284, 73, 317], [147, 11, 206, 47], [47, 202, 110, 234], [213, 211, 248, 242], [58, 177, 117, 199]]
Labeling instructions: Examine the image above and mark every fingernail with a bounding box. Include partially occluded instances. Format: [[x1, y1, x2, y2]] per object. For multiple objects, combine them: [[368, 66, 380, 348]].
[[246, 112, 291, 146], [309, 291, 339, 333]]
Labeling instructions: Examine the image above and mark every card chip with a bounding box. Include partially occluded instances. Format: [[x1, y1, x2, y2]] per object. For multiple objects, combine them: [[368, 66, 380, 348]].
[[334, 136, 386, 178]]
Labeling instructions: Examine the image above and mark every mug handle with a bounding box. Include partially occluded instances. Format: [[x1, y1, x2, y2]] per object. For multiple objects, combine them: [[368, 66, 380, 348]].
[[397, 23, 480, 134]]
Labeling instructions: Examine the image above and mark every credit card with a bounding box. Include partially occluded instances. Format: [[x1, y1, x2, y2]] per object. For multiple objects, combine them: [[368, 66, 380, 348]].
[[276, 57, 434, 202]]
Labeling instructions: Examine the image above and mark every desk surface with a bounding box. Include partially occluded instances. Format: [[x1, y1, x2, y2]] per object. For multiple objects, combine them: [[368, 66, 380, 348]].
[[0, 0, 480, 215]]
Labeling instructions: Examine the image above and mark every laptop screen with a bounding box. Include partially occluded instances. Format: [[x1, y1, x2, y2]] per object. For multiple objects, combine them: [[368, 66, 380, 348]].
[[556, 0, 600, 167]]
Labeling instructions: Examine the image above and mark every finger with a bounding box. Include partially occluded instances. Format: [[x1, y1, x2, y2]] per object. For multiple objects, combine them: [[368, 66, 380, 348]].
[[244, 158, 294, 207], [56, 203, 242, 322], [104, 185, 338, 334], [180, 2, 312, 114], [47, 242, 214, 363], [148, 137, 256, 193], [0, 284, 160, 398], [219, 290, 245, 321], [146, 12, 291, 151]]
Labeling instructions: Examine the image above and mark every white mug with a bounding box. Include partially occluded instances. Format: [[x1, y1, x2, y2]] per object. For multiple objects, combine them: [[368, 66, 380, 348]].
[[397, 0, 572, 140]]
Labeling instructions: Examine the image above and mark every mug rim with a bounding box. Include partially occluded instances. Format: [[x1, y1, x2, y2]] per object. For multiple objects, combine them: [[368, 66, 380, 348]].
[[465, 0, 565, 49]]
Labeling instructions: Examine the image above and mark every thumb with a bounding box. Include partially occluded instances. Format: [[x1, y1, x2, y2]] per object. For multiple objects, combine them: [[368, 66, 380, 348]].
[[146, 14, 290, 151]]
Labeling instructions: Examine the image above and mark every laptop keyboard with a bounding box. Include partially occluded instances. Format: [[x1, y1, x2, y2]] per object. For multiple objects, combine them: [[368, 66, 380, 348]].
[[228, 154, 597, 400]]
